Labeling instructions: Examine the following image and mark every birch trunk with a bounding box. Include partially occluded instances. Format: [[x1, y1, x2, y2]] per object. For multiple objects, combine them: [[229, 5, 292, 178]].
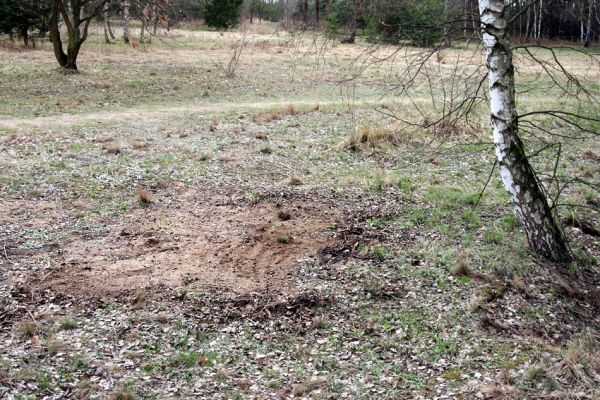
[[525, 5, 530, 40], [584, 0, 593, 47], [478, 0, 571, 261], [122, 0, 130, 43], [103, 2, 111, 43], [537, 0, 543, 39]]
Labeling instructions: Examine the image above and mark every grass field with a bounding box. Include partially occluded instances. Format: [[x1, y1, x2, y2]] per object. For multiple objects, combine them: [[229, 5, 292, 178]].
[[1, 23, 599, 399]]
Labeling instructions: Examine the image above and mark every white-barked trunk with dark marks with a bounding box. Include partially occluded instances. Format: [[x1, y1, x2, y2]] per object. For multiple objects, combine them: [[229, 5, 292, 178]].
[[479, 0, 571, 261]]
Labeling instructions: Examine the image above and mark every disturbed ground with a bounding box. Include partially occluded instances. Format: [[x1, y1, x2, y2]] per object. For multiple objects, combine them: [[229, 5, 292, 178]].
[[26, 188, 338, 296], [1, 23, 600, 400]]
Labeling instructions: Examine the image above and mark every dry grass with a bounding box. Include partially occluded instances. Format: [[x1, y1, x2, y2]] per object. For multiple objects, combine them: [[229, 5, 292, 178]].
[[0, 39, 27, 52], [0, 363, 10, 386], [137, 189, 153, 206], [423, 116, 478, 139], [14, 318, 39, 339], [259, 145, 272, 154], [561, 330, 600, 382], [106, 390, 135, 400], [251, 104, 318, 125], [129, 140, 148, 149], [468, 282, 506, 312], [102, 142, 121, 155], [583, 149, 600, 161], [291, 377, 328, 397], [451, 251, 473, 277], [208, 118, 218, 132], [2, 133, 17, 143], [289, 176, 303, 186], [523, 329, 600, 396], [341, 125, 404, 151], [511, 275, 535, 298]]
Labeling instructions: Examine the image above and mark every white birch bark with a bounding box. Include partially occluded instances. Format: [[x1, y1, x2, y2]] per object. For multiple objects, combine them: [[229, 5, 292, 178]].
[[103, 2, 111, 43], [122, 0, 130, 43], [478, 0, 571, 261]]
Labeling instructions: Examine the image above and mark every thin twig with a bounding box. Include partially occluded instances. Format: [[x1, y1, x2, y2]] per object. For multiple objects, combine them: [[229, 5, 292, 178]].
[[472, 159, 498, 209]]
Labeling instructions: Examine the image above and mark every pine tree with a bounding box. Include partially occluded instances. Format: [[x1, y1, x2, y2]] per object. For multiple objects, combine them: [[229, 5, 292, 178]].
[[0, 0, 50, 47], [203, 0, 243, 29]]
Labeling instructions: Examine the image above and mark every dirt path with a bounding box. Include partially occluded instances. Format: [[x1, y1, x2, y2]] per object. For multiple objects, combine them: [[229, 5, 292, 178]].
[[0, 99, 381, 129]]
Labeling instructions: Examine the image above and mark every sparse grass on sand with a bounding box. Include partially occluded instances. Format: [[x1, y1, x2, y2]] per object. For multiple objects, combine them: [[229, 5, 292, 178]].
[[0, 23, 599, 399]]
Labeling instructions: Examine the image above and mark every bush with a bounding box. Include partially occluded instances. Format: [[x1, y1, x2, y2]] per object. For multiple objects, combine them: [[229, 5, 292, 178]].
[[203, 0, 244, 29], [324, 0, 449, 47], [367, 0, 446, 46]]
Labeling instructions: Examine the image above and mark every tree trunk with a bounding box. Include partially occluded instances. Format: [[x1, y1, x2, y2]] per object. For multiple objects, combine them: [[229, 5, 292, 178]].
[[464, 0, 469, 39], [478, 0, 571, 261], [140, 21, 145, 42], [537, 0, 543, 40], [50, 0, 68, 67], [108, 18, 116, 39], [300, 0, 308, 27], [103, 3, 111, 43], [584, 0, 593, 47], [20, 27, 29, 47], [49, 0, 95, 71], [123, 0, 130, 43], [525, 4, 530, 40]]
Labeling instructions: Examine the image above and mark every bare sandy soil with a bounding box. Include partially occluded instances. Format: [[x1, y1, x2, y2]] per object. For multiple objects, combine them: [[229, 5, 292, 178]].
[[2, 184, 342, 297]]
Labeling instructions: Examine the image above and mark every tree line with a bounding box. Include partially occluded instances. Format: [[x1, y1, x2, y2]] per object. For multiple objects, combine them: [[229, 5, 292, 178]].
[[3, 1, 599, 48]]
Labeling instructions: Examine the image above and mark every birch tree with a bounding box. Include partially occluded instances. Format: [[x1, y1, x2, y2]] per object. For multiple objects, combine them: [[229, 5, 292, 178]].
[[478, 0, 571, 261], [123, 0, 130, 43], [103, 1, 112, 43]]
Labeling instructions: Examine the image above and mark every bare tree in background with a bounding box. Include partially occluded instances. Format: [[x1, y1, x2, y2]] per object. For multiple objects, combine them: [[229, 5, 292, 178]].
[[48, 0, 170, 69], [123, 0, 130, 43], [49, 0, 108, 70], [102, 1, 113, 43]]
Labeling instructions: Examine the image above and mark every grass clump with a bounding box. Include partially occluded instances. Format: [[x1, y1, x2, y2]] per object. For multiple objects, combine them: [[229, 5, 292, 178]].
[[289, 176, 303, 186], [246, 191, 260, 204], [59, 317, 77, 331], [35, 373, 53, 391], [276, 234, 291, 244], [483, 226, 504, 244], [260, 145, 273, 154], [499, 213, 520, 231], [276, 210, 291, 221], [341, 125, 401, 151], [359, 243, 391, 261], [251, 104, 317, 125], [102, 142, 121, 155], [450, 252, 473, 277], [424, 185, 479, 209], [559, 329, 600, 384], [14, 319, 39, 339], [137, 189, 153, 207]]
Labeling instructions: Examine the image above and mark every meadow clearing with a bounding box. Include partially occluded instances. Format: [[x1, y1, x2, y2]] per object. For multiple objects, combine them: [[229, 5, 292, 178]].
[[0, 22, 599, 399]]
